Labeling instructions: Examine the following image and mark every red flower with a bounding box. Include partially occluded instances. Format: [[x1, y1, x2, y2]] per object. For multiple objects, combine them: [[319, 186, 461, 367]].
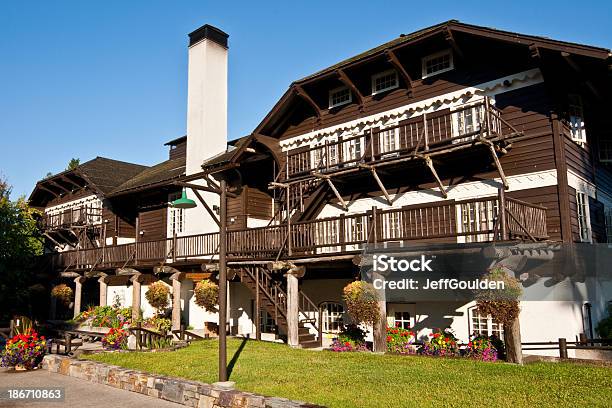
[[386, 335, 392, 342]]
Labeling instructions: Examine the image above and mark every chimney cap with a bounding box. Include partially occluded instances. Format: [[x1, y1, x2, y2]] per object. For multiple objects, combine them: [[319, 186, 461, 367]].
[[188, 24, 228, 48]]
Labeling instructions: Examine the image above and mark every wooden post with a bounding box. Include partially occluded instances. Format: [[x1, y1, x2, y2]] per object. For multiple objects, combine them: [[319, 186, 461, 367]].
[[255, 268, 261, 340], [98, 275, 108, 306], [559, 338, 568, 359], [180, 324, 185, 340], [498, 187, 508, 240], [372, 271, 387, 353], [9, 319, 15, 337], [285, 268, 302, 348], [505, 317, 524, 364], [73, 276, 85, 319], [484, 98, 492, 134], [339, 214, 346, 251], [371, 206, 379, 247], [287, 185, 293, 257], [136, 321, 142, 350], [130, 273, 142, 321], [170, 272, 183, 331], [579, 332, 587, 346], [65, 332, 72, 355], [172, 231, 177, 263], [135, 216, 140, 265], [317, 307, 323, 347], [423, 113, 429, 151]]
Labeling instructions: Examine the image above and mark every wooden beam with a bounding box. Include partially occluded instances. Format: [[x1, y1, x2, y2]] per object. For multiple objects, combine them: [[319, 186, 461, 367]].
[[116, 267, 140, 276], [385, 50, 412, 92], [444, 28, 465, 61], [561, 52, 602, 100], [336, 69, 363, 107], [59, 175, 83, 190], [293, 85, 321, 119], [421, 155, 448, 198], [38, 184, 61, 198], [325, 178, 347, 211], [48, 179, 71, 194], [480, 137, 509, 189], [190, 188, 221, 228], [359, 164, 392, 205]]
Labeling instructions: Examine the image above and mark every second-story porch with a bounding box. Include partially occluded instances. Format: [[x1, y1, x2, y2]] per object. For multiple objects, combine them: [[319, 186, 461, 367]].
[[49, 189, 547, 271]]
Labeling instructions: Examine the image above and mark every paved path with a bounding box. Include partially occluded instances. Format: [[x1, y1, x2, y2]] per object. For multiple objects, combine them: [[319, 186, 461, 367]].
[[0, 368, 183, 407]]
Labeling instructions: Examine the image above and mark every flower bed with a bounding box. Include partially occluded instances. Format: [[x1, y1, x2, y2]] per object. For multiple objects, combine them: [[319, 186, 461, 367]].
[[386, 325, 417, 354], [1, 329, 47, 370], [75, 305, 131, 329], [420, 328, 459, 357], [330, 324, 369, 352], [101, 327, 128, 350]]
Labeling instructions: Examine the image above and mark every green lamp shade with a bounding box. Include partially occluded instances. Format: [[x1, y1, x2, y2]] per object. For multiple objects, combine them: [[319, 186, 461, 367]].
[[172, 190, 197, 209]]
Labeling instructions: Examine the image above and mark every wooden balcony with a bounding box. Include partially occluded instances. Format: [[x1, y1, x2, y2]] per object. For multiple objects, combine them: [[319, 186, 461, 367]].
[[42, 205, 102, 230], [49, 192, 547, 271], [285, 98, 516, 180]]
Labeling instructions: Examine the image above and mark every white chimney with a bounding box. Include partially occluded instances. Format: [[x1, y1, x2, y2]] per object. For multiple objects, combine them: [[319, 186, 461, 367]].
[[185, 24, 228, 175]]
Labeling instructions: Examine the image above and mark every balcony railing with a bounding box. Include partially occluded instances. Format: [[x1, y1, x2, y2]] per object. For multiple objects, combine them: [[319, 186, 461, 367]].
[[49, 192, 547, 270], [42, 205, 102, 230], [286, 98, 513, 179]]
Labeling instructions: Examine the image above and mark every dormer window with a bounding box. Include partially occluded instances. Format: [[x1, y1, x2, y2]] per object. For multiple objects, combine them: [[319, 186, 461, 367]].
[[422, 50, 453, 78], [329, 86, 352, 109], [371, 70, 398, 95]]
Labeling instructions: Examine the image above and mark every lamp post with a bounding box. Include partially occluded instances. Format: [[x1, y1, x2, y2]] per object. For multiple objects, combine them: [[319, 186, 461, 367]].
[[172, 182, 229, 382], [218, 179, 228, 382]]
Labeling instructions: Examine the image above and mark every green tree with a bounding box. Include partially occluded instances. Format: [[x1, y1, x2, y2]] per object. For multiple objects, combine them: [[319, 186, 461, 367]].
[[0, 178, 44, 321], [66, 158, 80, 170]]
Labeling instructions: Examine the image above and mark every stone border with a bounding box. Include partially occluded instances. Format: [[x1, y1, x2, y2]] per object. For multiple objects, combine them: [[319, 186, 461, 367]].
[[43, 355, 324, 408]]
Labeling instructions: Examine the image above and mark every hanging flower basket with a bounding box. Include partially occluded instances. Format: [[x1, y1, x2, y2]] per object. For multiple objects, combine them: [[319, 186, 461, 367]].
[[145, 281, 170, 315], [194, 280, 219, 312], [51, 284, 73, 307], [342, 281, 380, 326]]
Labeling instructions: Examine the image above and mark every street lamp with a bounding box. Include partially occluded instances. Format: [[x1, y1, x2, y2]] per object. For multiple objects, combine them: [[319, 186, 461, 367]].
[[171, 189, 197, 209]]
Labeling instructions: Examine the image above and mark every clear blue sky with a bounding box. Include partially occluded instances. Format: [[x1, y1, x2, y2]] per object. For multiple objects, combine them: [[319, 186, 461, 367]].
[[1, 0, 610, 199]]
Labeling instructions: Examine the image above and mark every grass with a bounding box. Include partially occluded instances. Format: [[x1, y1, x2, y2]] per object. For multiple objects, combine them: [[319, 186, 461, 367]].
[[84, 338, 612, 407]]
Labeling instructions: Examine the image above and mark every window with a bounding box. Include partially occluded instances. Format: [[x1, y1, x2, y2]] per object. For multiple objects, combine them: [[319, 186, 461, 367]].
[[344, 136, 364, 164], [259, 308, 275, 333], [378, 127, 399, 156], [383, 211, 402, 240], [458, 200, 498, 243], [329, 86, 352, 109], [568, 94, 587, 145], [168, 192, 185, 235], [321, 302, 344, 333], [576, 192, 592, 242], [470, 307, 504, 338], [422, 50, 454, 78], [452, 103, 485, 142], [394, 311, 411, 330], [371, 70, 398, 95], [605, 208, 612, 244]]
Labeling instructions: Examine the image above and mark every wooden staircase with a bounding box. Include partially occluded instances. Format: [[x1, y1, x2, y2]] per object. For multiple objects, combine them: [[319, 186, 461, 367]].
[[238, 267, 321, 348]]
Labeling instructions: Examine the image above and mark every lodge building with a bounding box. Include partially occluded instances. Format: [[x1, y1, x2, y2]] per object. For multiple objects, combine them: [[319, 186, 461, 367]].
[[29, 20, 612, 353]]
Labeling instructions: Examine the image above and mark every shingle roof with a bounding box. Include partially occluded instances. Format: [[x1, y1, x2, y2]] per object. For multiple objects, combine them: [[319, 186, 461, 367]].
[[109, 156, 186, 196], [77, 157, 148, 194], [200, 136, 252, 170]]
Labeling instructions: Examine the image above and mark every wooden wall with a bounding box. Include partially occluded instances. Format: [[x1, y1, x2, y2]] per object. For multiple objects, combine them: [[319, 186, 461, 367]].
[[227, 186, 273, 231], [138, 207, 167, 241]]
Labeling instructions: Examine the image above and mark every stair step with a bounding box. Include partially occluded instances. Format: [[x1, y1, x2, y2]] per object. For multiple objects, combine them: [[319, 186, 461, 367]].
[[299, 340, 320, 349]]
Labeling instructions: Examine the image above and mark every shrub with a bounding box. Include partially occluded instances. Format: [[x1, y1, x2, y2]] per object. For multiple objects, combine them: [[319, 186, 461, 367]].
[[194, 280, 219, 312], [386, 325, 416, 354], [420, 328, 459, 357], [596, 304, 612, 338], [342, 281, 379, 326], [1, 329, 47, 369], [475, 267, 522, 325], [466, 335, 499, 362], [145, 282, 170, 315], [51, 284, 73, 306], [101, 327, 128, 350]]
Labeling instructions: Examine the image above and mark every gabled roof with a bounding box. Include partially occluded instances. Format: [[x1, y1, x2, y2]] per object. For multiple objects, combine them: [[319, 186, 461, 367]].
[[109, 156, 186, 196], [254, 20, 611, 136], [200, 136, 252, 171], [29, 157, 147, 206]]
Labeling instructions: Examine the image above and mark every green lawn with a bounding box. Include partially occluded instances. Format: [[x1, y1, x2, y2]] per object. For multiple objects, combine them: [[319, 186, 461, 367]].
[[83, 338, 612, 407]]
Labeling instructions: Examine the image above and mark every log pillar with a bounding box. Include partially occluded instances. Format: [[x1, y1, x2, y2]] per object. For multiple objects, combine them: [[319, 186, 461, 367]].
[[170, 272, 186, 331], [98, 274, 109, 306], [372, 271, 387, 353], [285, 266, 305, 348], [73, 276, 86, 319], [130, 273, 143, 320]]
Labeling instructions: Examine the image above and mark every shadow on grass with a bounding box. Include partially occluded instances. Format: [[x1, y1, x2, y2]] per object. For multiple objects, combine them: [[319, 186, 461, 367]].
[[227, 336, 250, 379]]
